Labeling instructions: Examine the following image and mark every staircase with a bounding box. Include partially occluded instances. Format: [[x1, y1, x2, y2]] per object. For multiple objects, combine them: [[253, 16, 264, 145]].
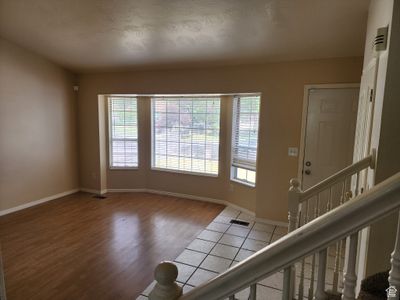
[[147, 152, 400, 300]]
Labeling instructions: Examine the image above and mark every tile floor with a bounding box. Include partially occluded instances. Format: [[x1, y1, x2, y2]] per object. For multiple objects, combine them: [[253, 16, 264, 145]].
[[137, 206, 344, 299]]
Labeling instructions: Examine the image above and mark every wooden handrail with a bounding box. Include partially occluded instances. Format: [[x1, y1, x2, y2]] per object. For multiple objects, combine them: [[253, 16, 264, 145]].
[[299, 151, 375, 201], [173, 171, 400, 300]]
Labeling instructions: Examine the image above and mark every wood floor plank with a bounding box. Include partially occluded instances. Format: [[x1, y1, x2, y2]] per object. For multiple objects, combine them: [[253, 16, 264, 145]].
[[0, 192, 224, 300]]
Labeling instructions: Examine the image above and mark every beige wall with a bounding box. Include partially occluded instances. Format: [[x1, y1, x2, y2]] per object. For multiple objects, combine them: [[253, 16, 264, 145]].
[[0, 38, 79, 211], [78, 57, 362, 222]]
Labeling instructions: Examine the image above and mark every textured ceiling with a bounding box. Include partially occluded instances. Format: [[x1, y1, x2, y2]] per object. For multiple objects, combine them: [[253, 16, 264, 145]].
[[0, 0, 370, 72]]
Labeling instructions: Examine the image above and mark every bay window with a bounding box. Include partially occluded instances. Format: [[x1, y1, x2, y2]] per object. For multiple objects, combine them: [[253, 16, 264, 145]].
[[151, 96, 221, 176]]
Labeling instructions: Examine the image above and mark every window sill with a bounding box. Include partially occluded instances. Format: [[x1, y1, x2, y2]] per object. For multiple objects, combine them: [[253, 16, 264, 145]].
[[109, 167, 139, 170], [230, 178, 256, 188], [151, 167, 218, 178]]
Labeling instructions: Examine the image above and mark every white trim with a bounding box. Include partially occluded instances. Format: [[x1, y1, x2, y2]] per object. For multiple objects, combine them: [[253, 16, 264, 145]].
[[109, 167, 139, 171], [230, 177, 256, 188], [102, 187, 288, 226], [150, 97, 222, 177], [106, 188, 146, 193], [227, 202, 256, 218], [150, 167, 219, 178], [80, 188, 107, 195], [230, 95, 261, 187], [142, 189, 264, 223], [298, 83, 361, 187], [104, 93, 262, 98], [105, 187, 227, 207], [0, 189, 80, 216], [255, 217, 289, 228], [107, 97, 139, 169], [0, 186, 289, 226], [145, 189, 226, 206]]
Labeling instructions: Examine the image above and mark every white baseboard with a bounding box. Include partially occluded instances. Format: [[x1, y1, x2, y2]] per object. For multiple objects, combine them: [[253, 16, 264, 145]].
[[0, 188, 80, 216], [106, 188, 146, 193], [0, 186, 289, 227], [146, 190, 288, 226], [145, 189, 226, 206], [227, 202, 256, 218], [108, 188, 226, 207], [102, 187, 288, 226], [80, 188, 108, 194], [255, 217, 288, 228]]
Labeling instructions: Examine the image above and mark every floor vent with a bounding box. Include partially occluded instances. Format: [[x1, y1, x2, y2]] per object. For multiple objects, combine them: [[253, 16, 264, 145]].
[[230, 219, 250, 227], [93, 195, 107, 199]]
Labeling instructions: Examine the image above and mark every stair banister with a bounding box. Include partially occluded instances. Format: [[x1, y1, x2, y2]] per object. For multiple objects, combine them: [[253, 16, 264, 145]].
[[149, 171, 400, 300], [289, 152, 375, 299], [299, 151, 375, 201]]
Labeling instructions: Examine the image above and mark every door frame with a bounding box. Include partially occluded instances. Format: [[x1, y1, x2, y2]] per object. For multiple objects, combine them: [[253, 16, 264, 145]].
[[298, 83, 360, 188]]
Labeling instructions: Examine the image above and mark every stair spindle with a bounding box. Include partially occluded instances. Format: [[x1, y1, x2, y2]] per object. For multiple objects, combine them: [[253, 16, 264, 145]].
[[332, 180, 346, 292], [298, 202, 309, 300], [342, 232, 359, 300], [315, 189, 331, 300], [327, 187, 332, 213], [332, 240, 341, 293], [315, 248, 328, 300], [308, 254, 316, 300], [249, 284, 257, 300], [308, 195, 321, 300], [355, 172, 360, 196]]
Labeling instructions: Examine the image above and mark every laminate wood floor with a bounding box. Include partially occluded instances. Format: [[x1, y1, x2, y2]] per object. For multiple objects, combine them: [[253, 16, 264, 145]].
[[0, 192, 224, 300]]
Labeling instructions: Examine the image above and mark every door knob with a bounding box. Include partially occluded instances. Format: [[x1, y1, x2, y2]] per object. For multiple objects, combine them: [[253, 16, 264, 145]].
[[304, 169, 311, 175]]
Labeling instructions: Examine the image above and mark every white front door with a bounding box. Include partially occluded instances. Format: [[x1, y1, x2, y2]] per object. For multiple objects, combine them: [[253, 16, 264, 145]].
[[302, 88, 359, 191]]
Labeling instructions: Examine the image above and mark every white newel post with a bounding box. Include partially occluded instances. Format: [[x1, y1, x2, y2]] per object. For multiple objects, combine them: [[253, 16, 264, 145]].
[[388, 211, 400, 300], [283, 178, 301, 300], [288, 178, 301, 232], [149, 261, 182, 300]]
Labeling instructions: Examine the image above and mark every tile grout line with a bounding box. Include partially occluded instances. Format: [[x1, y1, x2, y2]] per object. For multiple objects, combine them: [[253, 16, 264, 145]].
[[229, 220, 257, 266], [140, 210, 240, 297], [269, 224, 278, 244], [139, 209, 289, 299], [182, 210, 241, 287]]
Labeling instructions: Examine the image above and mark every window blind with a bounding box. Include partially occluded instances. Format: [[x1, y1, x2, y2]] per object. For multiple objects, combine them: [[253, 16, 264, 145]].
[[231, 95, 260, 171], [109, 97, 138, 168], [151, 97, 221, 175]]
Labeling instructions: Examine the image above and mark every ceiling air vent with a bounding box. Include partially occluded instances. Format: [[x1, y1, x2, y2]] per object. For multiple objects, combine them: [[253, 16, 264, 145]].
[[374, 26, 388, 52]]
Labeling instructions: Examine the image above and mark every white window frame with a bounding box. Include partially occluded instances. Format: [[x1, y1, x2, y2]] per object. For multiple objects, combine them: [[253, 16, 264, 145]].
[[230, 94, 261, 187], [108, 96, 139, 169], [150, 96, 221, 177]]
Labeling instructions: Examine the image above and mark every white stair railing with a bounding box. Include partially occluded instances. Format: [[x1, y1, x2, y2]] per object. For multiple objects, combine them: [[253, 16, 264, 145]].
[[285, 151, 376, 300], [148, 170, 400, 300]]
